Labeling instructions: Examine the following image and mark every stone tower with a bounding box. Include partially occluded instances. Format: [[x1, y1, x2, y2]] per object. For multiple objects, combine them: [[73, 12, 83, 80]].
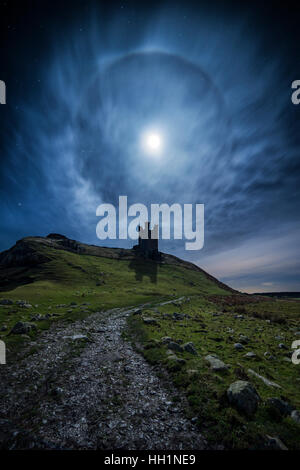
[[133, 222, 160, 260]]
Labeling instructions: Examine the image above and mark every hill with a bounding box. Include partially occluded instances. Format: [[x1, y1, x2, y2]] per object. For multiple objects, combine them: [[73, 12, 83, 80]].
[[0, 234, 300, 450]]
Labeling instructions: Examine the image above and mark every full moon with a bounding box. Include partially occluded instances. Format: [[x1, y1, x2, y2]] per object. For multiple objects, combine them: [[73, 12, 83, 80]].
[[142, 131, 163, 155]]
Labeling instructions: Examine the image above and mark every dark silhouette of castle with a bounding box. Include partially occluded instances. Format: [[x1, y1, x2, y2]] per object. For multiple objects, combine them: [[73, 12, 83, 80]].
[[133, 222, 161, 260]]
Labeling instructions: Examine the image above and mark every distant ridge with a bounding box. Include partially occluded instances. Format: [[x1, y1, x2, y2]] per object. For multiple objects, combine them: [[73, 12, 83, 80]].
[[253, 292, 300, 299]]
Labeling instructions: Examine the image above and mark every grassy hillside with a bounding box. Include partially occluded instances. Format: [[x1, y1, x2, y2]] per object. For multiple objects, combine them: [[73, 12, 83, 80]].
[[1, 234, 299, 450], [126, 295, 300, 449], [0, 234, 231, 351]]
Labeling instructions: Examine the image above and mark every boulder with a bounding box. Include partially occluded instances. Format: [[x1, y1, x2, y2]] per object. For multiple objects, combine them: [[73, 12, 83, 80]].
[[248, 368, 281, 388], [291, 410, 300, 425], [167, 341, 184, 353], [266, 398, 294, 417], [264, 351, 275, 360], [0, 299, 13, 305], [234, 343, 244, 351], [205, 355, 228, 372], [244, 352, 256, 359], [183, 342, 197, 355], [167, 354, 186, 365], [10, 322, 36, 335], [264, 435, 288, 450], [239, 335, 249, 344], [143, 317, 158, 325], [227, 380, 260, 417], [172, 312, 186, 321], [161, 336, 172, 344]]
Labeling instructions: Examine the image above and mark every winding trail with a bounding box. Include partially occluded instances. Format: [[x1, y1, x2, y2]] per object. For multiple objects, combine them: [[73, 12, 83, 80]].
[[0, 302, 207, 450]]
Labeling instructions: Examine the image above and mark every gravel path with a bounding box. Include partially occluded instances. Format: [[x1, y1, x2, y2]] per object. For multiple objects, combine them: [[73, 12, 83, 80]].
[[0, 303, 207, 450]]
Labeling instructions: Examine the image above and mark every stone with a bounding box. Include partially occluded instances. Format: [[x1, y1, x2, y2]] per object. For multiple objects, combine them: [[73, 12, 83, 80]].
[[234, 343, 244, 351], [167, 354, 186, 365], [173, 312, 185, 321], [143, 317, 158, 325], [239, 335, 249, 344], [10, 322, 36, 335], [205, 355, 228, 372], [0, 325, 8, 332], [71, 334, 88, 341], [132, 309, 142, 315], [0, 299, 13, 305], [244, 352, 256, 359], [291, 410, 300, 424], [264, 435, 288, 450], [264, 351, 275, 360], [167, 341, 184, 353], [278, 343, 288, 350], [248, 369, 281, 388], [227, 380, 260, 417], [266, 398, 294, 417], [161, 336, 172, 344], [183, 342, 197, 355]]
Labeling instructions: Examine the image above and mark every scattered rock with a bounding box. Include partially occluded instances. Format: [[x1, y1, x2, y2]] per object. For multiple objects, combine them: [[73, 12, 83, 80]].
[[239, 335, 249, 345], [244, 352, 256, 359], [172, 312, 186, 321], [161, 336, 172, 344], [227, 380, 260, 417], [167, 355, 186, 365], [71, 334, 88, 341], [183, 342, 197, 355], [0, 325, 8, 332], [234, 343, 244, 351], [278, 343, 288, 350], [264, 351, 275, 360], [167, 341, 184, 353], [248, 369, 281, 388], [143, 317, 158, 326], [264, 435, 288, 450], [291, 410, 300, 425], [10, 322, 36, 335], [205, 355, 228, 372], [132, 309, 142, 315], [266, 398, 294, 417], [0, 299, 13, 305]]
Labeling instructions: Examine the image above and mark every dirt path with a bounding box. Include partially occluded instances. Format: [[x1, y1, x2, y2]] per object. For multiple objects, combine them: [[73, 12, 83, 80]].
[[0, 303, 207, 450]]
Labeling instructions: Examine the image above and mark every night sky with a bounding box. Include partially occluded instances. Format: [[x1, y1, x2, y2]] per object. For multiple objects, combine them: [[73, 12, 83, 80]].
[[1, 0, 300, 293]]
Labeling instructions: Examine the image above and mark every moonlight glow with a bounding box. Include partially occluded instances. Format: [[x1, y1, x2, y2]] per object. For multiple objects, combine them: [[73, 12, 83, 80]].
[[142, 131, 163, 156]]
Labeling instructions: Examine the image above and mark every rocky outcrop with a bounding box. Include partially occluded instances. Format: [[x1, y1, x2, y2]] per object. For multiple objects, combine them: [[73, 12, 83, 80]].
[[227, 380, 260, 417], [0, 239, 50, 268]]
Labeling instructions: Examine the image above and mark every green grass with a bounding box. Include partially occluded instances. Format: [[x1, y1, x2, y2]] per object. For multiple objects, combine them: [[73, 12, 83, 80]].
[[126, 295, 300, 449], [0, 241, 229, 353], [2, 237, 299, 449]]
